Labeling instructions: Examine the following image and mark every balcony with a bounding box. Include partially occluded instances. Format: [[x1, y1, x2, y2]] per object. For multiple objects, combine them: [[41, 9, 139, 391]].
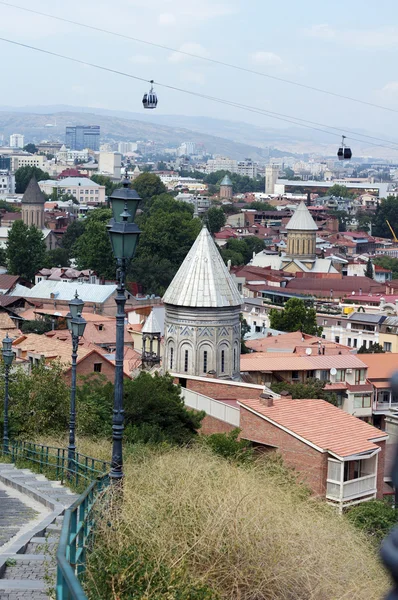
[[326, 456, 378, 509]]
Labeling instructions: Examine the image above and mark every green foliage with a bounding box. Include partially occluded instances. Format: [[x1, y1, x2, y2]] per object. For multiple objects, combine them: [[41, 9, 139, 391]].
[[356, 210, 373, 233], [374, 255, 398, 278], [373, 196, 398, 238], [219, 237, 265, 266], [123, 372, 205, 445], [269, 298, 322, 336], [6, 220, 47, 281], [131, 172, 167, 205], [203, 170, 264, 193], [73, 208, 114, 279], [23, 143, 38, 154], [200, 429, 253, 463], [240, 313, 250, 354], [15, 166, 50, 193], [0, 246, 6, 266], [327, 184, 354, 198], [21, 318, 53, 335], [346, 500, 397, 544], [206, 206, 226, 234], [358, 342, 385, 354], [76, 374, 113, 438], [51, 191, 78, 204], [0, 200, 19, 212], [86, 542, 218, 600], [1, 361, 69, 438], [365, 258, 374, 279], [61, 220, 86, 257], [271, 378, 337, 405], [329, 210, 351, 232], [44, 247, 71, 268], [245, 201, 274, 211], [91, 174, 121, 197]]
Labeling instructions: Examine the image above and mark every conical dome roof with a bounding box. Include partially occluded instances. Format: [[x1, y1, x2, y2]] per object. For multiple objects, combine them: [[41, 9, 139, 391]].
[[220, 174, 233, 186], [21, 177, 46, 205], [163, 226, 241, 308], [286, 201, 318, 231], [142, 311, 161, 334]]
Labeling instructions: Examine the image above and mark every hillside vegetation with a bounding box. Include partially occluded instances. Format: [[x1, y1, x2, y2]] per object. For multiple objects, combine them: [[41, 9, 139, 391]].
[[80, 444, 388, 600]]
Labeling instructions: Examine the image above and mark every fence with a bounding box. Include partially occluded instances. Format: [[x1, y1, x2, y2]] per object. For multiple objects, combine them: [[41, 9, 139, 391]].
[[1, 440, 110, 599]]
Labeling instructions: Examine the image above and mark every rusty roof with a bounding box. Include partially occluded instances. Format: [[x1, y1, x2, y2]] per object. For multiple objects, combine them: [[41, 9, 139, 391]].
[[239, 397, 387, 458]]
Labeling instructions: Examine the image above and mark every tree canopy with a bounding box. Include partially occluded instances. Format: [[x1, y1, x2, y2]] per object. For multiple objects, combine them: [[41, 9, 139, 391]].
[[61, 220, 86, 257], [23, 143, 38, 154], [219, 237, 265, 266], [373, 255, 398, 278], [203, 170, 264, 194], [91, 174, 122, 197], [271, 379, 337, 405], [6, 220, 47, 281], [365, 258, 374, 279], [269, 298, 322, 336], [15, 166, 50, 193], [73, 208, 114, 279], [327, 184, 354, 198], [358, 342, 385, 354], [131, 173, 167, 206], [372, 196, 398, 238], [206, 206, 226, 234]]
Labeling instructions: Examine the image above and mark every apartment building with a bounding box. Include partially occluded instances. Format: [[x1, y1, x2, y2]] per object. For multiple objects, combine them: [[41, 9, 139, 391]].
[[38, 177, 106, 204], [319, 312, 386, 350], [0, 170, 15, 196], [10, 154, 46, 171]]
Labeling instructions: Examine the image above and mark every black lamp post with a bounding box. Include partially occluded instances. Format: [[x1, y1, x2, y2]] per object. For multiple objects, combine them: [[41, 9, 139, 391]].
[[108, 175, 141, 482], [66, 291, 87, 476], [2, 333, 14, 454]]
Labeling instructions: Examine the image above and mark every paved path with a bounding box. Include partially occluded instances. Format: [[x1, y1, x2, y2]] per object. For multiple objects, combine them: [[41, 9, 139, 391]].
[[0, 463, 80, 599]]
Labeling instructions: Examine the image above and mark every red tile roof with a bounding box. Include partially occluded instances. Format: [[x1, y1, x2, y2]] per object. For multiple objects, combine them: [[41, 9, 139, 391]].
[[240, 353, 366, 372], [239, 397, 387, 457], [358, 353, 398, 380]]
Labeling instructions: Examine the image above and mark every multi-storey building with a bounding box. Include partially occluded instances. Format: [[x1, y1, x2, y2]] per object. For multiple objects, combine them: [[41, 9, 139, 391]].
[[65, 125, 100, 151], [38, 177, 106, 204], [0, 170, 15, 196], [9, 133, 24, 148], [98, 152, 122, 179], [10, 154, 46, 171]]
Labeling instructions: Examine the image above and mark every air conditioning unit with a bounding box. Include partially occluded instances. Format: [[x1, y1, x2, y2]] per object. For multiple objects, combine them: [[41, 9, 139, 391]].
[[346, 369, 352, 374]]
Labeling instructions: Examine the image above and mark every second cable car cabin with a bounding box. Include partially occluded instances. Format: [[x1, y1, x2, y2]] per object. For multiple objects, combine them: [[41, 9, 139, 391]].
[[142, 80, 158, 109], [337, 135, 352, 160]]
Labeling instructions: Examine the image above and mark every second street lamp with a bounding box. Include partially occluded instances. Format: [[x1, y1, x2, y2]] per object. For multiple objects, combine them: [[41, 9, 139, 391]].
[[108, 174, 141, 483], [66, 292, 86, 477], [2, 333, 14, 454]]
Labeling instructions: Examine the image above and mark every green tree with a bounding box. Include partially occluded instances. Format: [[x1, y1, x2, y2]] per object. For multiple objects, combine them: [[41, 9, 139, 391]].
[[61, 220, 86, 257], [15, 166, 50, 193], [50, 190, 78, 204], [206, 206, 226, 234], [0, 247, 6, 266], [329, 210, 350, 232], [373, 255, 398, 278], [219, 237, 265, 266], [44, 247, 71, 268], [23, 143, 38, 154], [123, 372, 205, 445], [76, 374, 113, 438], [365, 258, 374, 279], [245, 201, 274, 211], [6, 220, 47, 281], [73, 209, 114, 279], [91, 174, 121, 197], [271, 378, 337, 405], [0, 200, 19, 212], [21, 318, 54, 335], [131, 173, 167, 205], [358, 342, 385, 354], [346, 500, 397, 544], [240, 313, 250, 354], [373, 196, 398, 238], [356, 210, 372, 233], [269, 298, 322, 336], [328, 184, 354, 198]]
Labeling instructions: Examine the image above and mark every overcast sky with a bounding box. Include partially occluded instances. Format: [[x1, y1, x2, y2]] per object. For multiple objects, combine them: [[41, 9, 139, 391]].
[[0, 0, 397, 138]]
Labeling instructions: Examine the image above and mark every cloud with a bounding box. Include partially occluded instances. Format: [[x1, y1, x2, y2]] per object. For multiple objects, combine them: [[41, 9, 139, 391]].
[[168, 43, 209, 63], [158, 13, 176, 26], [380, 82, 398, 94], [250, 51, 284, 67], [129, 55, 155, 64], [305, 24, 398, 48], [181, 69, 206, 85]]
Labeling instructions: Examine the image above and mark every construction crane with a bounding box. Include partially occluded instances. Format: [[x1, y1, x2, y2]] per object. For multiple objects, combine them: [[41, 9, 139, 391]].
[[386, 220, 398, 243]]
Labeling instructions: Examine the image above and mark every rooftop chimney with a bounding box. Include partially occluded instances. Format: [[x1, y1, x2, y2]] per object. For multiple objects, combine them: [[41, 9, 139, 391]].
[[259, 392, 273, 407], [206, 370, 217, 379]]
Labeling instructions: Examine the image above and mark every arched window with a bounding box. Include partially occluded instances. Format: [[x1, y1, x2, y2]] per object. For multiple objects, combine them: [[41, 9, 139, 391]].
[[233, 348, 236, 370], [221, 350, 225, 373], [184, 349, 189, 373], [170, 347, 174, 370], [203, 350, 208, 373]]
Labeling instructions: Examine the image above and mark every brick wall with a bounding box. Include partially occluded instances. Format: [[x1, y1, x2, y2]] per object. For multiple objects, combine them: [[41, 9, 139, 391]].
[[184, 378, 263, 400], [239, 406, 328, 496], [200, 414, 236, 436], [64, 352, 127, 384]]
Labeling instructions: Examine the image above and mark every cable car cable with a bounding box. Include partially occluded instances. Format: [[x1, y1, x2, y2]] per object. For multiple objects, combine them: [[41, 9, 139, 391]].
[[0, 35, 397, 153], [1, 0, 398, 117]]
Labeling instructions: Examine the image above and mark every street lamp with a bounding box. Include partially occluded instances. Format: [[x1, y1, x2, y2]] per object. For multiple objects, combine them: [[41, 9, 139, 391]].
[[108, 174, 141, 482], [66, 291, 87, 477], [2, 333, 14, 454]]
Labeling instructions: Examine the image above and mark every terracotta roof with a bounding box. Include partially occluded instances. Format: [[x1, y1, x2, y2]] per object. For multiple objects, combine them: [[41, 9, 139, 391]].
[[359, 353, 398, 380], [240, 353, 366, 372], [0, 274, 21, 292], [239, 397, 387, 458], [12, 333, 92, 365], [245, 331, 350, 354], [346, 383, 374, 392]]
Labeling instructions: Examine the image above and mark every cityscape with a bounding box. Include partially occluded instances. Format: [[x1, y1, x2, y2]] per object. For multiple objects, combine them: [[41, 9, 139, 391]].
[[0, 0, 397, 599]]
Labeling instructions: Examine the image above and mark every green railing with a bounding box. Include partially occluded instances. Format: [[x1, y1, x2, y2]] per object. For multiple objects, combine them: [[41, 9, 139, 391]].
[[1, 440, 111, 599]]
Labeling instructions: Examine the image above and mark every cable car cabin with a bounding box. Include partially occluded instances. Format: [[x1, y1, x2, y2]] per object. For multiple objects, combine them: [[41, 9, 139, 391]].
[[337, 135, 352, 160], [142, 81, 158, 109]]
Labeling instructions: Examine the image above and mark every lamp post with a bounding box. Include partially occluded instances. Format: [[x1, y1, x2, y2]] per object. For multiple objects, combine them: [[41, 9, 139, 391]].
[[108, 174, 141, 482], [2, 333, 14, 454], [66, 292, 87, 476]]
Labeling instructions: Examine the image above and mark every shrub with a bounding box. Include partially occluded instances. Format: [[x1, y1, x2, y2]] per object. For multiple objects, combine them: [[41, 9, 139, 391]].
[[200, 428, 253, 463], [346, 499, 397, 544]]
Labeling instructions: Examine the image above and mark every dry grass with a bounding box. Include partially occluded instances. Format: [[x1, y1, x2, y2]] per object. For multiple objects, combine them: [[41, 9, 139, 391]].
[[82, 445, 389, 600]]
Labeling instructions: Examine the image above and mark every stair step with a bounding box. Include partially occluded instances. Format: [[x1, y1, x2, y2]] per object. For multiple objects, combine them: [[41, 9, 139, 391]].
[[2, 560, 54, 580], [0, 578, 46, 590]]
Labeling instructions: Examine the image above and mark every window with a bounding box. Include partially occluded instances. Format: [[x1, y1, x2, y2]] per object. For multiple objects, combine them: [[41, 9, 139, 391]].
[[353, 338, 357, 348], [335, 336, 340, 343], [335, 369, 346, 382], [319, 370, 329, 381], [323, 319, 328, 325], [170, 347, 173, 370], [337, 321, 341, 326], [98, 324, 104, 331], [221, 350, 225, 373], [234, 348, 237, 370], [307, 370, 315, 379], [203, 350, 208, 373], [184, 349, 188, 373], [347, 338, 351, 346], [355, 368, 366, 384], [384, 342, 392, 352], [93, 363, 102, 373], [291, 370, 299, 380], [354, 395, 371, 409]]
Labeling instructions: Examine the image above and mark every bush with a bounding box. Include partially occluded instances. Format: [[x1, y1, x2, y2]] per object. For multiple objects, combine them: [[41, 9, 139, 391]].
[[21, 318, 53, 335], [346, 500, 397, 544], [200, 428, 253, 463]]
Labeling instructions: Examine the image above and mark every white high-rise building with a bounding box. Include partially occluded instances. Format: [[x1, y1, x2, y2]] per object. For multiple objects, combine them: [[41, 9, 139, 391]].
[[205, 157, 237, 174], [118, 142, 138, 154], [9, 133, 24, 149], [98, 152, 122, 179], [265, 164, 279, 194], [177, 142, 197, 157]]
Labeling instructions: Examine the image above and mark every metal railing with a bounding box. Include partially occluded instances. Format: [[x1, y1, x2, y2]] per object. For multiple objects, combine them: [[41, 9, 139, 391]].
[[1, 440, 111, 599]]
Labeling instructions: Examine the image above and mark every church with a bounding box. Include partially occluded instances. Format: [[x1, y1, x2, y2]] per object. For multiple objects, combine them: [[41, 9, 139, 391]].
[[250, 201, 338, 274], [162, 225, 242, 380]]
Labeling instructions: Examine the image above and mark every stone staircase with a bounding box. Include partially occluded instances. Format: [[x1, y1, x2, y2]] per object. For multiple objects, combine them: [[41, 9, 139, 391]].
[[0, 463, 80, 599]]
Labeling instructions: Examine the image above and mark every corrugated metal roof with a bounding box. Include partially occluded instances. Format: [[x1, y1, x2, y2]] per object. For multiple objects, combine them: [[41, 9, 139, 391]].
[[11, 280, 117, 303], [348, 312, 386, 324], [239, 397, 387, 458], [285, 202, 318, 231]]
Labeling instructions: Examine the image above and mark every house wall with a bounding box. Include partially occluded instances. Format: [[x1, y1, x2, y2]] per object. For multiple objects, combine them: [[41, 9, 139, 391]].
[[64, 353, 117, 384], [239, 406, 328, 496], [200, 414, 237, 435], [182, 377, 263, 400]]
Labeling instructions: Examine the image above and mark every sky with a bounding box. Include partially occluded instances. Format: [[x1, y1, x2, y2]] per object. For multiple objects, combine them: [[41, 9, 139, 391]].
[[0, 0, 398, 141]]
